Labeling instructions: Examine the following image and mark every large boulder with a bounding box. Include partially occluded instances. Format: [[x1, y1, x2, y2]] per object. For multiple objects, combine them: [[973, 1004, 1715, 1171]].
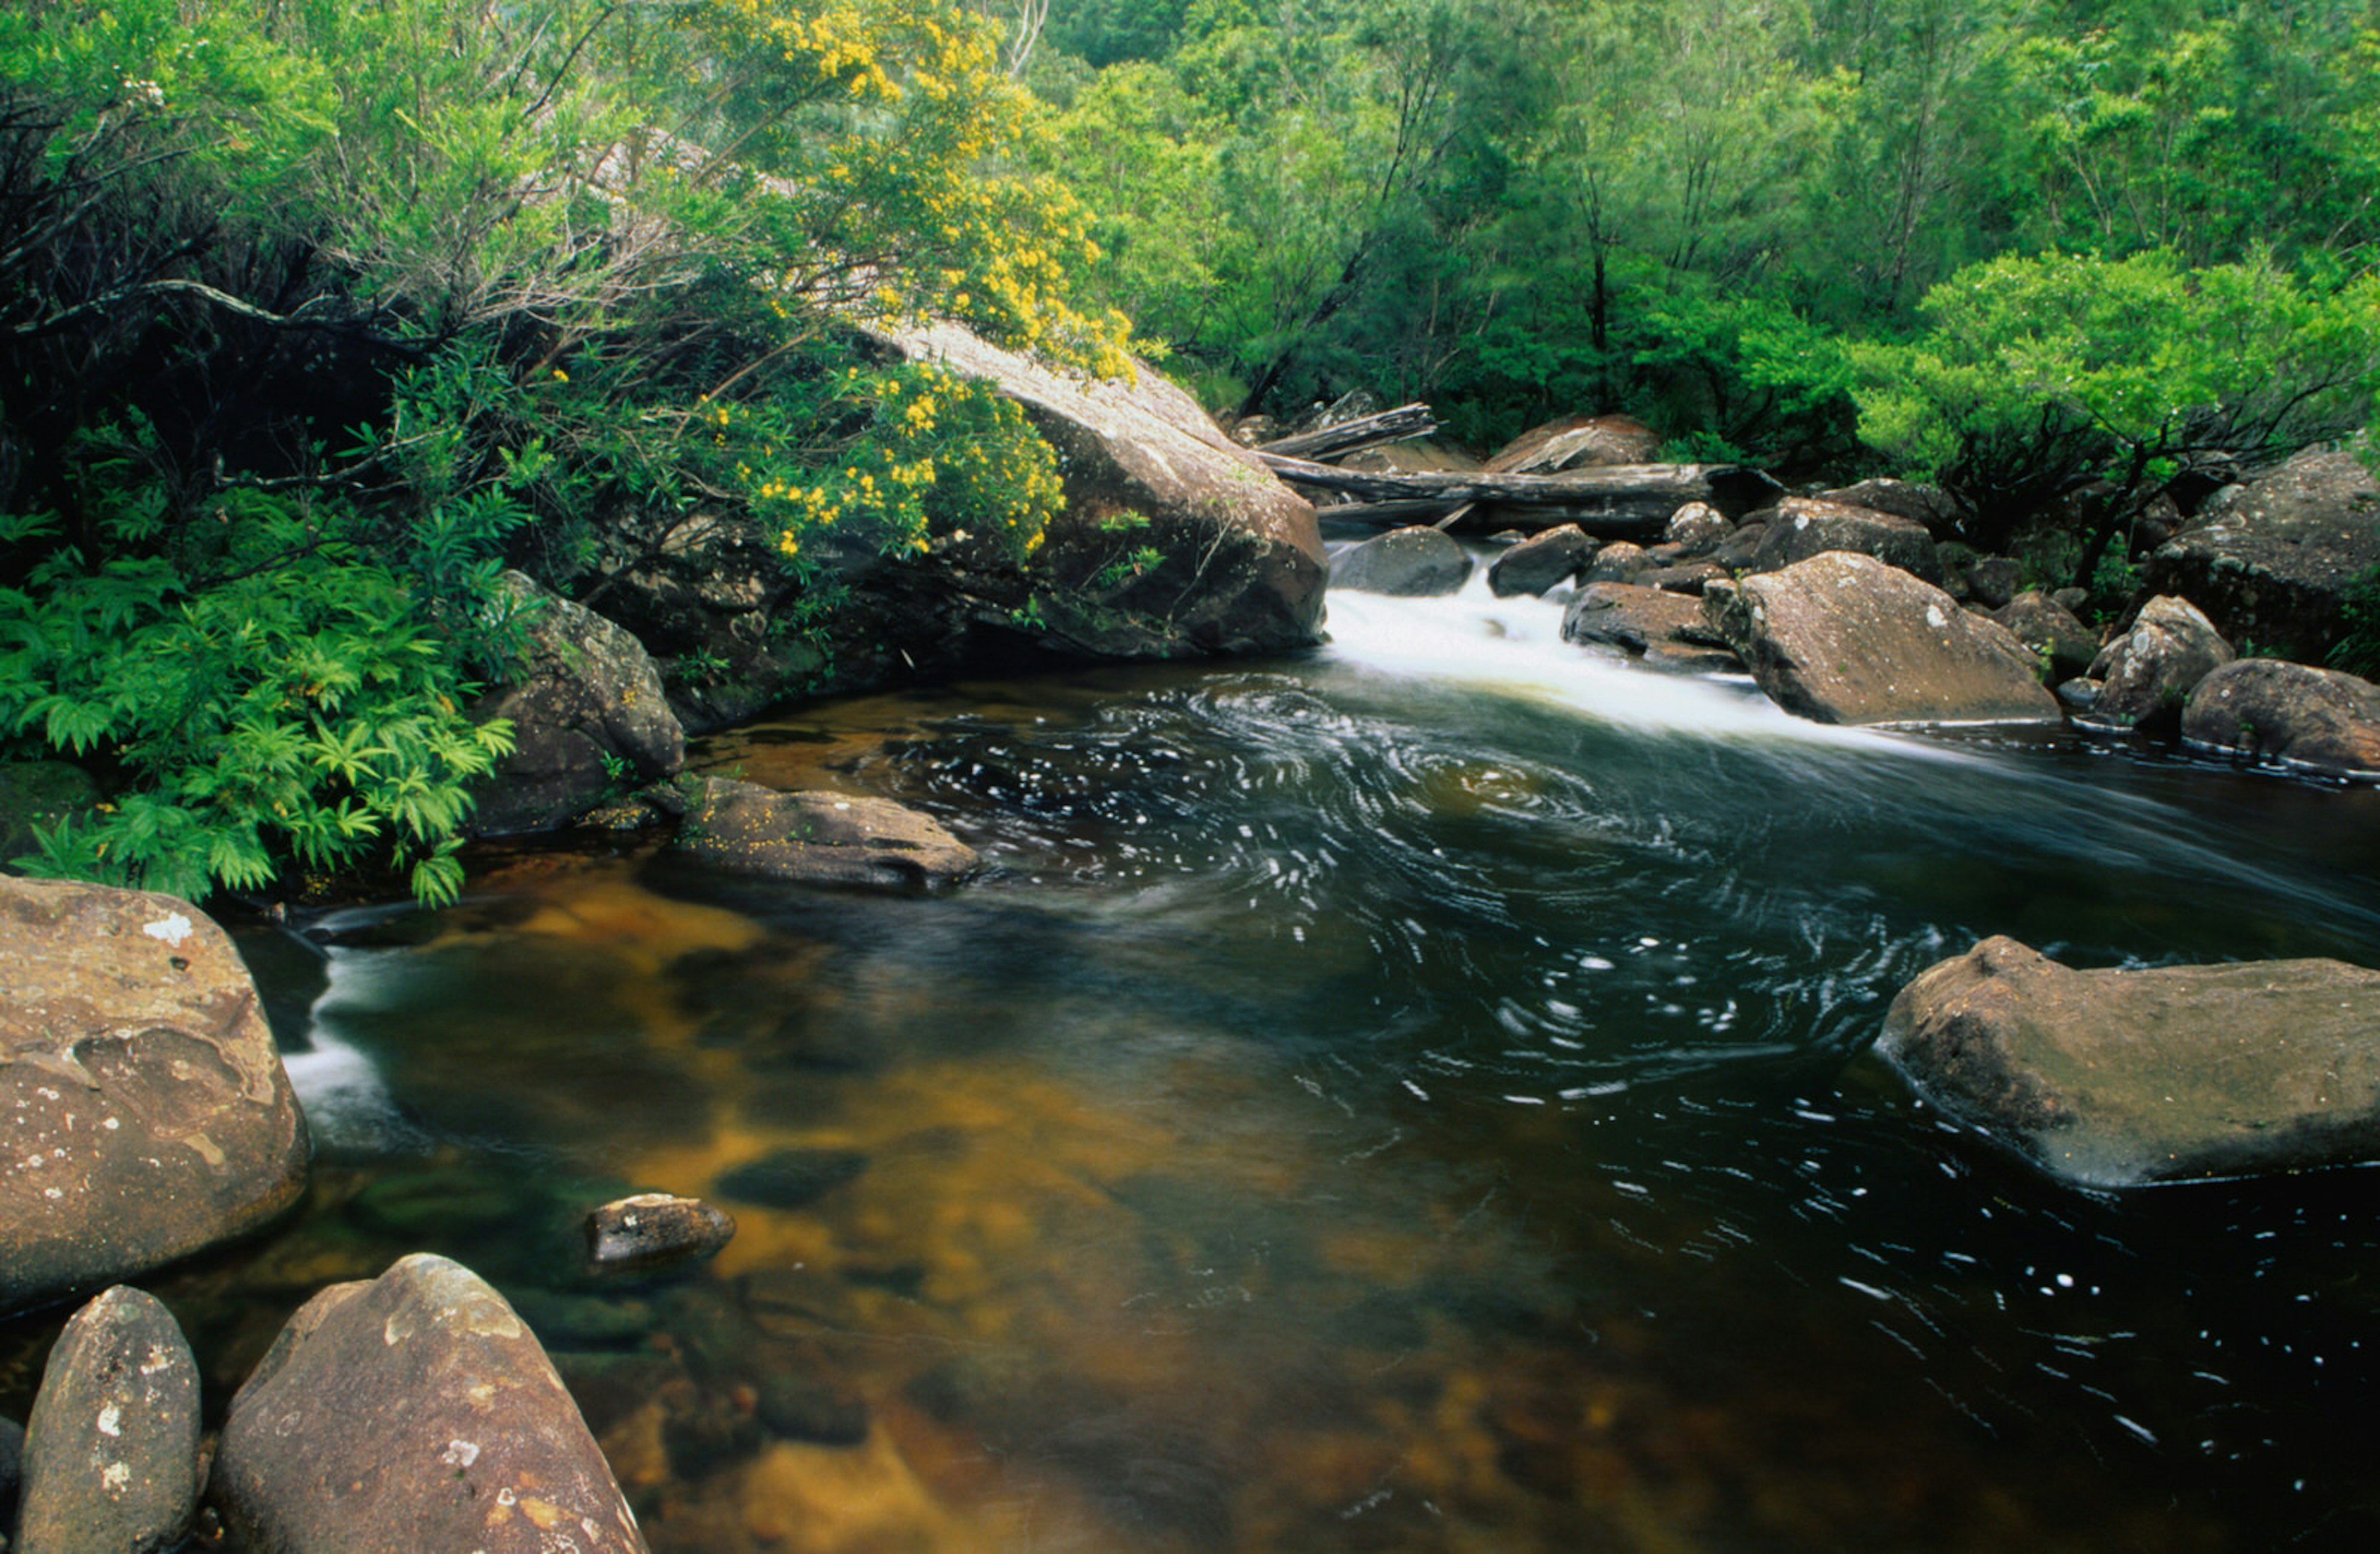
[[212, 1254, 647, 1554], [1879, 936, 2380, 1187], [1562, 584, 1740, 674], [1662, 501, 1734, 558], [1992, 590, 2099, 682], [471, 573, 687, 833], [1701, 553, 2061, 726], [1813, 478, 1963, 538], [2086, 594, 2234, 730], [1, 879, 310, 1318], [1484, 413, 1662, 473], [2182, 657, 2380, 777], [1331, 525, 1473, 597], [2142, 447, 2380, 662], [1486, 524, 1595, 597], [1746, 497, 1942, 582], [671, 776, 978, 888], [857, 320, 1326, 661], [14, 1286, 201, 1554]]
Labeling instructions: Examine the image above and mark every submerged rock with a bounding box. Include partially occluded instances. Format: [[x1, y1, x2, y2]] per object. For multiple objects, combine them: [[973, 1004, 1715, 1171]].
[[2182, 658, 2380, 777], [1562, 584, 1740, 674], [2086, 594, 2234, 731], [1745, 497, 1942, 582], [212, 1254, 646, 1554], [2143, 446, 2380, 662], [672, 776, 977, 889], [15, 1286, 201, 1554], [1486, 524, 1595, 597], [1879, 936, 2380, 1187], [1, 879, 311, 1319], [1330, 526, 1473, 597], [471, 572, 687, 834], [1701, 554, 2060, 726], [713, 1148, 871, 1210], [585, 1193, 737, 1275]]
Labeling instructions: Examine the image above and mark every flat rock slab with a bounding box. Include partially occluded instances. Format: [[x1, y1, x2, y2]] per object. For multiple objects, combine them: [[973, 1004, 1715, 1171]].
[[1703, 553, 2060, 726], [16, 1286, 200, 1554], [213, 1253, 646, 1554], [674, 777, 977, 888], [1, 878, 311, 1317], [1879, 936, 2380, 1187], [2183, 657, 2380, 777]]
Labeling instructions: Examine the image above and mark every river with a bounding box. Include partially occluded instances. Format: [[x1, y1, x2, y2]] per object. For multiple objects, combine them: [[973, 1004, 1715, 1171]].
[[7, 570, 2379, 1552]]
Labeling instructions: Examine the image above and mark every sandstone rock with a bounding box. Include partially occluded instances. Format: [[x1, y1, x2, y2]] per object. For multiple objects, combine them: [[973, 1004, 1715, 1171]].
[[1965, 556, 2024, 610], [1, 879, 310, 1318], [1562, 584, 1740, 674], [1993, 590, 2099, 682], [2182, 658, 2380, 777], [1701, 554, 2060, 726], [471, 573, 686, 834], [585, 1193, 736, 1275], [2087, 594, 2234, 730], [1582, 541, 1651, 585], [2142, 446, 2380, 662], [15, 1286, 200, 1554], [1663, 501, 1733, 558], [1813, 478, 1962, 537], [1746, 498, 1942, 582], [860, 320, 1326, 662], [1879, 936, 2380, 1187], [1484, 413, 1661, 473], [213, 1255, 646, 1554], [673, 777, 976, 889], [1330, 526, 1473, 596], [1486, 525, 1595, 597]]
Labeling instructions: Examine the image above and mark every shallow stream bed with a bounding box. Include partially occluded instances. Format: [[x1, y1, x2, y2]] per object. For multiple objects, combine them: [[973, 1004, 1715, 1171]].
[[8, 577, 2380, 1552]]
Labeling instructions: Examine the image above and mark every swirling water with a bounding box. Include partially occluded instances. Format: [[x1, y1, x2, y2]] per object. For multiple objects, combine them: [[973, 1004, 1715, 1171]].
[[8, 574, 2380, 1552]]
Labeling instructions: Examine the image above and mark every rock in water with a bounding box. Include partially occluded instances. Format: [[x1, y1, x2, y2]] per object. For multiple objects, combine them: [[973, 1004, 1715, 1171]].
[[585, 1193, 737, 1274], [672, 778, 977, 888], [1701, 553, 2060, 726], [2086, 594, 2234, 731], [212, 1255, 647, 1554], [2182, 657, 2380, 777], [1330, 526, 1474, 597], [15, 1286, 201, 1554], [470, 573, 687, 834], [1879, 937, 2380, 1187], [1, 879, 311, 1318], [1486, 524, 1595, 597], [2144, 447, 2380, 662], [1561, 584, 1740, 674]]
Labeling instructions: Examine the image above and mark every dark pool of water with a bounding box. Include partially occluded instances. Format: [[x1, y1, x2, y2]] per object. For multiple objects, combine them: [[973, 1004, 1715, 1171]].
[[7, 585, 2380, 1552]]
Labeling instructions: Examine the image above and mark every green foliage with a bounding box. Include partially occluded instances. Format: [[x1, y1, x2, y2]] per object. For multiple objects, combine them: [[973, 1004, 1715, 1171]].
[[0, 439, 514, 905], [1853, 250, 2380, 548]]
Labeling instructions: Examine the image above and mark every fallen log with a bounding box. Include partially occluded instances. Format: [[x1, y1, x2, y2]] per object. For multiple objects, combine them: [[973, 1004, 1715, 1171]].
[[1255, 402, 1440, 463], [1260, 454, 1778, 535]]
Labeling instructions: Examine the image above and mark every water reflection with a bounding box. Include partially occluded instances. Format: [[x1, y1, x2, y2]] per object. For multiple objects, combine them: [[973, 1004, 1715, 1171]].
[[5, 579, 2379, 1551]]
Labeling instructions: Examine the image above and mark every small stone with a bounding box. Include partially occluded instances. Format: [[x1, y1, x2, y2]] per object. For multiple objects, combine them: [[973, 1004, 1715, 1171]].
[[586, 1193, 737, 1274], [15, 1287, 200, 1554], [713, 1149, 871, 1210]]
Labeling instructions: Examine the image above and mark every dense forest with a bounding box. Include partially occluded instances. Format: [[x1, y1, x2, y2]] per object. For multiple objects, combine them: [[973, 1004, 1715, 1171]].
[[2, 0, 2378, 905]]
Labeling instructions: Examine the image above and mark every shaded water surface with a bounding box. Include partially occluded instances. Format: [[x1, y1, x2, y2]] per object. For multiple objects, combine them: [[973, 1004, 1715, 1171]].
[[8, 579, 2380, 1552]]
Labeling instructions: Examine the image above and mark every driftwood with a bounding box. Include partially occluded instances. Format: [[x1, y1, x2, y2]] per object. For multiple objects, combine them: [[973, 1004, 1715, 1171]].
[[1258, 453, 1778, 536], [1254, 402, 1440, 463]]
